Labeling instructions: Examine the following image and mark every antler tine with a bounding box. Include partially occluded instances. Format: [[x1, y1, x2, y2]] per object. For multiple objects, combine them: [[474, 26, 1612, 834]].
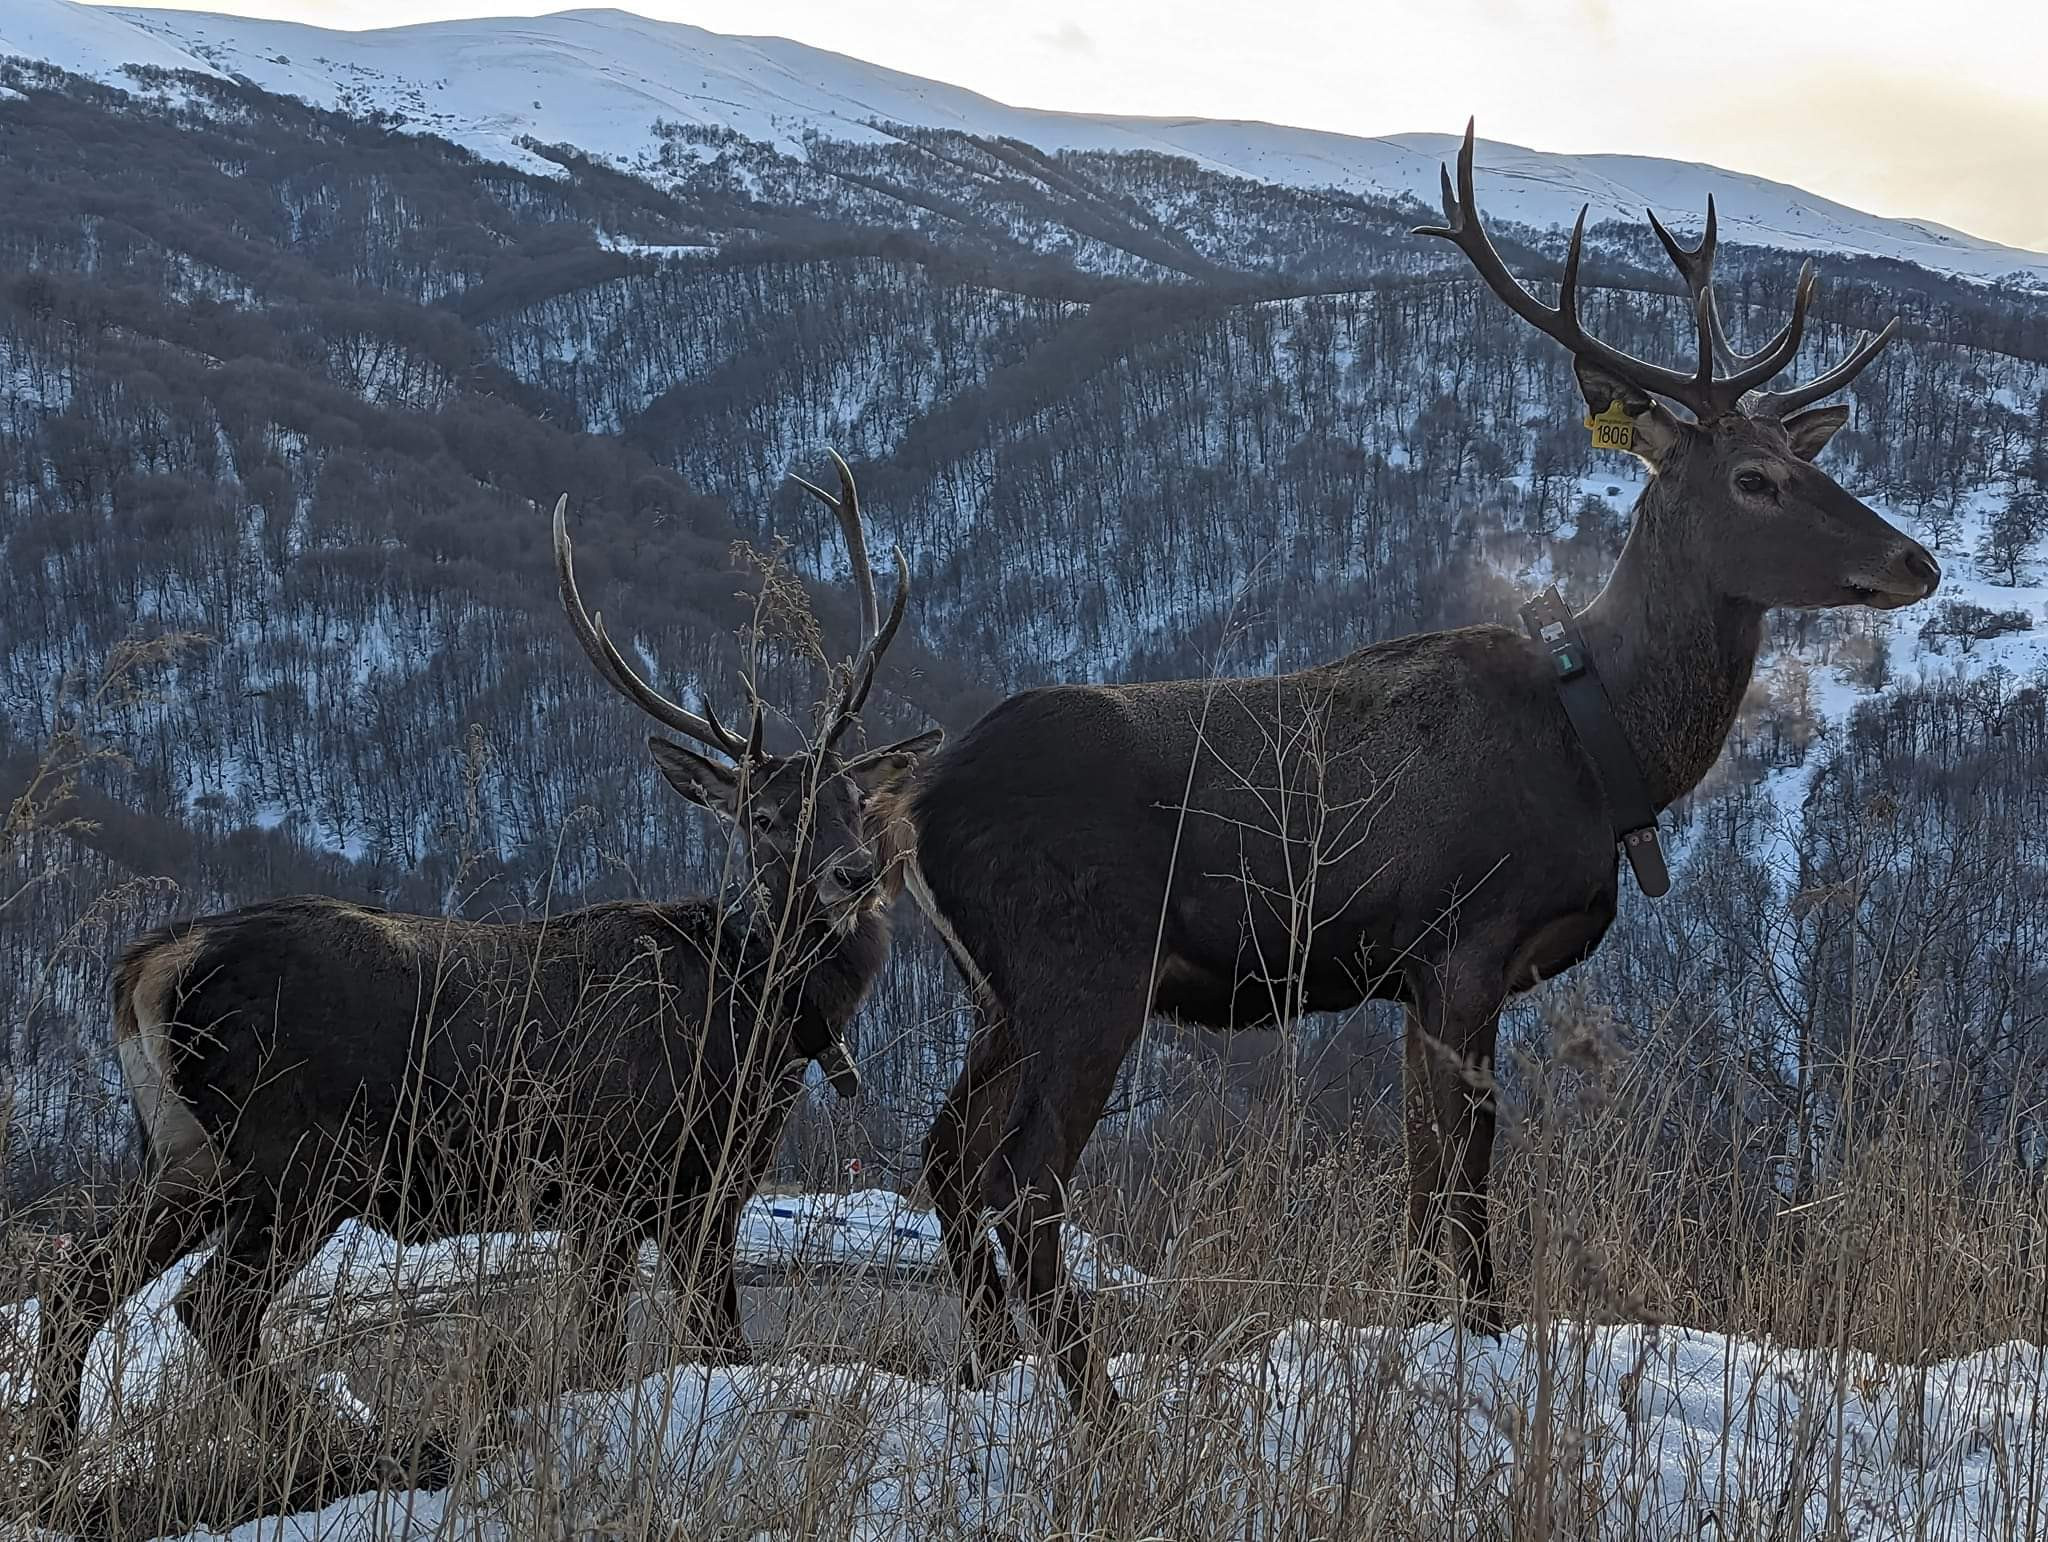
[[700, 688, 768, 765], [792, 448, 880, 646], [1646, 198, 1762, 374], [826, 545, 911, 750], [1414, 119, 1718, 419], [1705, 261, 1819, 408], [1751, 315, 1901, 418], [1647, 196, 1716, 294], [793, 450, 912, 752], [552, 496, 751, 761]]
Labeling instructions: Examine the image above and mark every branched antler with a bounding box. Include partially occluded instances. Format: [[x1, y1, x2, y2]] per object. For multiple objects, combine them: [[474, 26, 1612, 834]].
[[556, 451, 913, 762], [1416, 121, 1891, 421], [1646, 196, 1900, 416], [792, 450, 912, 750], [553, 496, 760, 760]]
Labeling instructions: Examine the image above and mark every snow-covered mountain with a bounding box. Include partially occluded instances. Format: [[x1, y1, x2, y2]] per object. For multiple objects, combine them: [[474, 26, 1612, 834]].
[[6, 0, 2046, 288]]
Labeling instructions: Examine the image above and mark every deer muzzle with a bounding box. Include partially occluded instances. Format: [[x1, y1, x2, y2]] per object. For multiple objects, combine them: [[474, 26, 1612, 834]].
[[1855, 540, 1942, 609]]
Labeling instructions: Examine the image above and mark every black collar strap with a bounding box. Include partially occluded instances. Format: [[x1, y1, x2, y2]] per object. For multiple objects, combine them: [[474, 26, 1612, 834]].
[[1519, 585, 1671, 898]]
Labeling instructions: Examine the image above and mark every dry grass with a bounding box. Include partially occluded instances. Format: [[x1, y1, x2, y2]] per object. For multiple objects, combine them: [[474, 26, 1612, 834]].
[[4, 628, 2042, 1539], [4, 1015, 2046, 1542]]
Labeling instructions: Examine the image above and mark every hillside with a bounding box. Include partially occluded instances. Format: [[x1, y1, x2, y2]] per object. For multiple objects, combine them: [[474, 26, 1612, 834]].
[[0, 41, 2041, 1162], [5, 1, 2047, 286], [1, 18, 2047, 1541]]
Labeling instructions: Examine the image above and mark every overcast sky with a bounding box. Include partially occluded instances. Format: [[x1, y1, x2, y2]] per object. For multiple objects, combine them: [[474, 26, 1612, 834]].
[[105, 0, 2048, 250]]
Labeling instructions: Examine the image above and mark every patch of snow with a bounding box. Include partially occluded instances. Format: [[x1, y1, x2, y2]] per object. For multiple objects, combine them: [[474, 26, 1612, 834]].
[[595, 230, 715, 260], [112, 1321, 2048, 1541], [738, 1186, 1146, 1292], [0, 1190, 1141, 1436]]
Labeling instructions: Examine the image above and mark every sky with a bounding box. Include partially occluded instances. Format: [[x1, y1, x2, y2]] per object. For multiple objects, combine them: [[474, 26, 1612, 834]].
[[101, 0, 2048, 250]]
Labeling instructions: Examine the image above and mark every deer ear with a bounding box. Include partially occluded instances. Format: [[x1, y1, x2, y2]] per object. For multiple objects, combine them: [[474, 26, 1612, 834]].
[[647, 736, 739, 813], [1779, 404, 1850, 462], [1573, 359, 1682, 469], [846, 727, 943, 795]]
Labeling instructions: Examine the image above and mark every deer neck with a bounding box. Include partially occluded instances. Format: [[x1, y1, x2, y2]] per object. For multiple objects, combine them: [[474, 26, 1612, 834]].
[[1574, 486, 1764, 811], [793, 903, 891, 1042]]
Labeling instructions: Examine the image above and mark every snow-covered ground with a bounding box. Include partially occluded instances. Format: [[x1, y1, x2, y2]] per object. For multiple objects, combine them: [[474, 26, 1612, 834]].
[[738, 1186, 1146, 1292], [3, 1, 2044, 284], [5, 1189, 2047, 1539], [17, 1319, 2048, 1541], [491, 1324, 2048, 1541], [0, 1188, 1143, 1438]]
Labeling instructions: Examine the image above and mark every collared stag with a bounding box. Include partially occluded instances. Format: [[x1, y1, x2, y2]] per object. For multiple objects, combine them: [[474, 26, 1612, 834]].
[[34, 457, 939, 1455], [907, 123, 1942, 1407]]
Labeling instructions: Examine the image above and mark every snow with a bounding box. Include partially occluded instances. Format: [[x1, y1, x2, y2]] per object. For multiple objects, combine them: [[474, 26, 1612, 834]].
[[738, 1186, 1148, 1292], [8, 1189, 2048, 1538], [3, 2, 2042, 284], [0, 0, 217, 83], [594, 230, 713, 259], [487, 1323, 2048, 1541], [0, 1188, 1142, 1437], [39, 1321, 2048, 1540]]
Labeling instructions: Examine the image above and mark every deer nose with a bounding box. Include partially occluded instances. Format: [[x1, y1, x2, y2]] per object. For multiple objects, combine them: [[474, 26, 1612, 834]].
[[1902, 545, 1941, 596], [826, 858, 875, 894]]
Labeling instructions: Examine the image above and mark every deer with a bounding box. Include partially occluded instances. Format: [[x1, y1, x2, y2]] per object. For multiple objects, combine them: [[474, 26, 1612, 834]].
[[32, 455, 940, 1460], [903, 122, 1942, 1410]]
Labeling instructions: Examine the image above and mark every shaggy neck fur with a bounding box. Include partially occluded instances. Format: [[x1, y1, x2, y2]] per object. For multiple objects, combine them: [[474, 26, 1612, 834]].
[[1576, 459, 1765, 812]]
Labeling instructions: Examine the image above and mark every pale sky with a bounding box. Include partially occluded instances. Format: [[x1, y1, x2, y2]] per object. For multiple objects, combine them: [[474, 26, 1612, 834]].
[[106, 0, 2048, 250]]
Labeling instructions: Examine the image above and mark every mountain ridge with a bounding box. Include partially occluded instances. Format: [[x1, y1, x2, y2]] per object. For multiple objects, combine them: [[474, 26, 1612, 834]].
[[4, 0, 2043, 287]]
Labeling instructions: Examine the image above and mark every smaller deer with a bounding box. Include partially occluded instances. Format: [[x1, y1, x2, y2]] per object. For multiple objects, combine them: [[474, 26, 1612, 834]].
[[33, 457, 939, 1459]]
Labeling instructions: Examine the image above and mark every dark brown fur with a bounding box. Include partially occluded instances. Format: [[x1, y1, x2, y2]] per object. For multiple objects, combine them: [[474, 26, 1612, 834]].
[[34, 468, 939, 1458], [33, 792, 910, 1454], [907, 180, 1943, 1408]]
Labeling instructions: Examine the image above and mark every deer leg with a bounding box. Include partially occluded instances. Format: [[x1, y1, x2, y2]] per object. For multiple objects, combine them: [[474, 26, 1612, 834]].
[[981, 981, 1149, 1416], [1444, 1015, 1503, 1331], [921, 1015, 1025, 1386], [34, 1172, 220, 1461], [1400, 1011, 1451, 1320], [671, 1200, 753, 1365], [172, 1185, 347, 1442], [1401, 974, 1504, 1334], [644, 1198, 752, 1367], [569, 1223, 644, 1386], [680, 1252, 752, 1366]]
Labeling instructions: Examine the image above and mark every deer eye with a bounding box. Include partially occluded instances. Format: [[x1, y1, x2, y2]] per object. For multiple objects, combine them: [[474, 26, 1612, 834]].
[[1736, 470, 1776, 498], [750, 809, 776, 832]]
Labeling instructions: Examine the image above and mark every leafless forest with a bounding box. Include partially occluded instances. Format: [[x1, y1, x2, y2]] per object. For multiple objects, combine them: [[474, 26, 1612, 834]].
[[3, 60, 2048, 1539]]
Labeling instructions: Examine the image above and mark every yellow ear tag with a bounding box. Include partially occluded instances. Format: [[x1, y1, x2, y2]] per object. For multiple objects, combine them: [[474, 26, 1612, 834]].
[[1585, 399, 1636, 453]]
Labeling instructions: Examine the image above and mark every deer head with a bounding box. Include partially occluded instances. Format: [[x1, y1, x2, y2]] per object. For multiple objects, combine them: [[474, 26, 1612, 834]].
[[552, 453, 941, 941], [1418, 122, 1941, 614]]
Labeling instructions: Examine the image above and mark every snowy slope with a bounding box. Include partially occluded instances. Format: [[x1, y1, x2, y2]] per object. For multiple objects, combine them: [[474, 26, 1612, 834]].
[[5, 0, 2045, 285], [0, 0, 204, 80]]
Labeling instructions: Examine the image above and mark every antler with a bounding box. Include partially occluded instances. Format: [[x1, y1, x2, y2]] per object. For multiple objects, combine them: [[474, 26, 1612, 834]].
[[552, 496, 761, 761], [1748, 317, 1901, 417], [1416, 120, 1824, 422], [1646, 198, 1763, 373], [1647, 197, 1899, 417], [791, 450, 912, 750]]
